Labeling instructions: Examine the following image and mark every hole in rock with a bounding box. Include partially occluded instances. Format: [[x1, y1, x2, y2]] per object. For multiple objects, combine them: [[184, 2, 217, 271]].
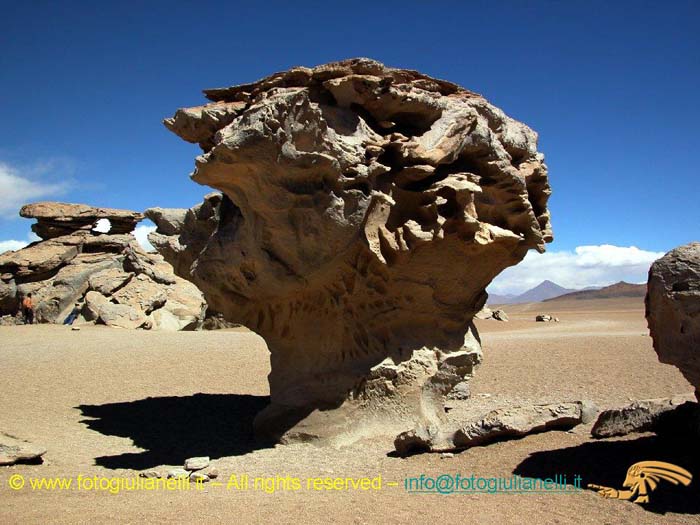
[[92, 218, 112, 234]]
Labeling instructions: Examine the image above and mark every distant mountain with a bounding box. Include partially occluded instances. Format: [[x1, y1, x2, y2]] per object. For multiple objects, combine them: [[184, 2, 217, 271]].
[[516, 280, 577, 303], [544, 281, 646, 302], [487, 293, 517, 304], [488, 280, 576, 304]]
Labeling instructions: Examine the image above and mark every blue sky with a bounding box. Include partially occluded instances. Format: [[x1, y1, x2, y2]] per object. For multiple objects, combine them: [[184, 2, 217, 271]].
[[1, 1, 698, 293]]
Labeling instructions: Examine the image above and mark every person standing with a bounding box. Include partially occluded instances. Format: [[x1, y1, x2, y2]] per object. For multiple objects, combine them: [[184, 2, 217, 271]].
[[21, 293, 34, 325]]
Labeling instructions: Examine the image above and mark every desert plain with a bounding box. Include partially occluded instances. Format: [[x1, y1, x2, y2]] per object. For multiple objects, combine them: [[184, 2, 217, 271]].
[[0, 295, 697, 524]]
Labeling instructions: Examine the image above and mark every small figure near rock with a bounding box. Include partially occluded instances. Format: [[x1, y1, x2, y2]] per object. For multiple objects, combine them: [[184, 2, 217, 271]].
[[63, 301, 83, 326], [21, 293, 34, 325]]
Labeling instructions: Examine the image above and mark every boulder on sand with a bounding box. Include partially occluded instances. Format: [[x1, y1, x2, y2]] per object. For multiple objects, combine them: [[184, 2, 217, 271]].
[[646, 242, 700, 400]]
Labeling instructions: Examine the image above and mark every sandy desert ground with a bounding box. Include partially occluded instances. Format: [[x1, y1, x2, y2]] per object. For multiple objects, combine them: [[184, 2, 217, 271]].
[[0, 296, 698, 524]]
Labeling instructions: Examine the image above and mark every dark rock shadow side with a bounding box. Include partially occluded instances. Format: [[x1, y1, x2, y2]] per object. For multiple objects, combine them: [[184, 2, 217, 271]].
[[76, 393, 289, 469], [514, 434, 700, 515]]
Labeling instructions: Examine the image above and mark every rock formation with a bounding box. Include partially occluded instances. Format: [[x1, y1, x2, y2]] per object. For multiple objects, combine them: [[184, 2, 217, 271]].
[[145, 194, 241, 330], [0, 432, 47, 466], [163, 58, 553, 443], [20, 202, 142, 239], [475, 307, 509, 321], [394, 401, 597, 455], [0, 202, 206, 330], [591, 395, 697, 438], [145, 193, 222, 282], [646, 242, 700, 400]]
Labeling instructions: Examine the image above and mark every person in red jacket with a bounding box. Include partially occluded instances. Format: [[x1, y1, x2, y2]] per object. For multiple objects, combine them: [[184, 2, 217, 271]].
[[21, 293, 34, 325]]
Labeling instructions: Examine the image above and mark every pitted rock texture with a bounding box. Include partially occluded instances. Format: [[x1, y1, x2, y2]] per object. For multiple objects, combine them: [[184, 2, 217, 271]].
[[646, 242, 700, 400], [164, 58, 552, 443], [145, 193, 222, 283], [0, 202, 206, 331]]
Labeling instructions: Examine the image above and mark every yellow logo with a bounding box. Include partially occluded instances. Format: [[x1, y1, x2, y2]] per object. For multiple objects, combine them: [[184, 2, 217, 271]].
[[588, 461, 692, 504]]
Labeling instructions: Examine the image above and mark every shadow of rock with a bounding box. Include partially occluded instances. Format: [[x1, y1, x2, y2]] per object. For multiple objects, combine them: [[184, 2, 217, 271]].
[[77, 393, 274, 469], [514, 434, 700, 515]]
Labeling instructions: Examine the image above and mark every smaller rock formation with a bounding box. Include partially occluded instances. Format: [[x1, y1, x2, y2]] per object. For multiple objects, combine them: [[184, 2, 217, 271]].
[[20, 202, 143, 239], [475, 307, 508, 321], [394, 401, 597, 455], [646, 242, 700, 400], [492, 309, 509, 322], [0, 433, 46, 465], [184, 456, 209, 471], [0, 202, 206, 330], [158, 457, 217, 483], [591, 395, 698, 438], [535, 314, 559, 322]]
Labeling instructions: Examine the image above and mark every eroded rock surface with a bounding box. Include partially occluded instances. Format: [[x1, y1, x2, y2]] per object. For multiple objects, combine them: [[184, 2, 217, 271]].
[[395, 401, 595, 455], [164, 58, 553, 443], [145, 193, 222, 290], [646, 242, 700, 400], [20, 202, 143, 240], [591, 395, 696, 438], [0, 202, 206, 330]]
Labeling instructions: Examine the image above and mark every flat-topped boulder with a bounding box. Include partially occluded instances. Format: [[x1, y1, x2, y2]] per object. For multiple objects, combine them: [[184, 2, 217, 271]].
[[20, 201, 144, 239]]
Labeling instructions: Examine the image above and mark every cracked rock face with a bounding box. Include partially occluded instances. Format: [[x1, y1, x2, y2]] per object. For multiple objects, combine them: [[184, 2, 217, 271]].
[[646, 242, 700, 400], [164, 58, 552, 443]]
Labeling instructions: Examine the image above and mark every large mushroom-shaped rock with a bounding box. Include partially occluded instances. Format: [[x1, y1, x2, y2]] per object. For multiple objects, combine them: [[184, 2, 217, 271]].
[[20, 202, 144, 239], [646, 242, 700, 400], [164, 58, 553, 443]]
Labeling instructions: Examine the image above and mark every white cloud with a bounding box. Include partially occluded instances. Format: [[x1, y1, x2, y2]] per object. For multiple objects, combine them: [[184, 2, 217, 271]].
[[133, 224, 156, 252], [0, 240, 28, 253], [0, 161, 70, 217], [0, 231, 41, 254], [488, 244, 666, 295]]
